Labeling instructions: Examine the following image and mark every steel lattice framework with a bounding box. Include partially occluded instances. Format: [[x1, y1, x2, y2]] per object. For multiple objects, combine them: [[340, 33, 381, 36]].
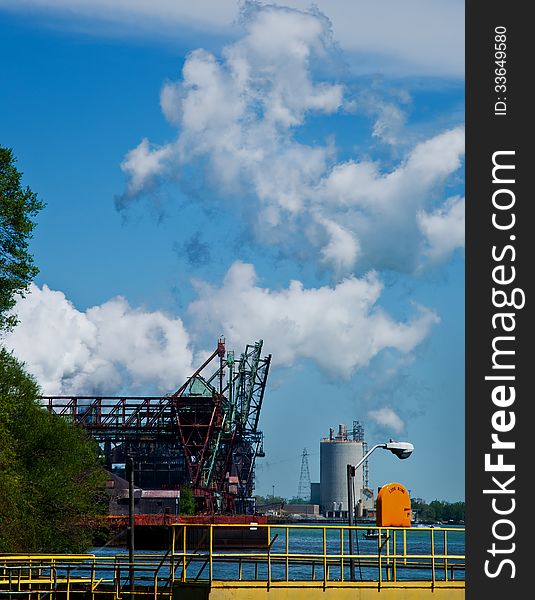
[[42, 338, 271, 514], [297, 448, 311, 501]]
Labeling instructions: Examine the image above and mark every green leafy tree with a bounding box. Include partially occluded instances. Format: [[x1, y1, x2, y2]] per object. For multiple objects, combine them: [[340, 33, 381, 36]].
[[0, 349, 107, 551], [179, 485, 196, 516], [19, 408, 107, 550], [0, 146, 43, 331]]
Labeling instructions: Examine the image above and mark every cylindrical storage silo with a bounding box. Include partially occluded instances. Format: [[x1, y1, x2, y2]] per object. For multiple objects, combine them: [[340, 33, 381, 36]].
[[320, 425, 364, 516]]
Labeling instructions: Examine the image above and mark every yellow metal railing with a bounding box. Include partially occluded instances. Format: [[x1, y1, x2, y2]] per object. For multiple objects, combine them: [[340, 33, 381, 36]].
[[0, 554, 174, 599], [169, 523, 465, 589], [0, 523, 465, 598]]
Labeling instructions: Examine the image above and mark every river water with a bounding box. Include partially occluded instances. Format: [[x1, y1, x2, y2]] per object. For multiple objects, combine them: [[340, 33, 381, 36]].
[[90, 523, 465, 583]]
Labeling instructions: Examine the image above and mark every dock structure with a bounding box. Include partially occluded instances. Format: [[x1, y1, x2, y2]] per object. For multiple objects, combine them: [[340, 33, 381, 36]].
[[0, 523, 464, 599], [41, 338, 271, 515]]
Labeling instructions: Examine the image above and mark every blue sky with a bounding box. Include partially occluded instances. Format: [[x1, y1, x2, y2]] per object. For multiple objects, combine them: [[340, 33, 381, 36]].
[[1, 1, 464, 502]]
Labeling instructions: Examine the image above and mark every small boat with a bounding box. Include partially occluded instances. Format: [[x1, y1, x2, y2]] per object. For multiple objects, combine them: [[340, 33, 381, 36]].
[[363, 528, 379, 539]]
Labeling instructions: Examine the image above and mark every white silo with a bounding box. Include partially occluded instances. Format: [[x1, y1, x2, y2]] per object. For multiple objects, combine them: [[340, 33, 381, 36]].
[[320, 423, 364, 517]]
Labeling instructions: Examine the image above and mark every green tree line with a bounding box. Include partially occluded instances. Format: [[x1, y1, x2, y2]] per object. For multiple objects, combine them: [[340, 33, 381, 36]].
[[255, 493, 464, 523], [254, 494, 288, 508], [411, 499, 465, 523]]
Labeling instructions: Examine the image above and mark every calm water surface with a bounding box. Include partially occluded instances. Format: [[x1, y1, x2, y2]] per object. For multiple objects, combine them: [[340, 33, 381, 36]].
[[88, 523, 465, 583]]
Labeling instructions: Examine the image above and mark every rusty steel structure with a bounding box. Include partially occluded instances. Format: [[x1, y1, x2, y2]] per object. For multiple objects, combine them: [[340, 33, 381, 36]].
[[42, 338, 271, 514]]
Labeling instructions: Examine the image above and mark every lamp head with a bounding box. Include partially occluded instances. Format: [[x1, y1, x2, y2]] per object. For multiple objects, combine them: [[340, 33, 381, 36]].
[[384, 440, 414, 460]]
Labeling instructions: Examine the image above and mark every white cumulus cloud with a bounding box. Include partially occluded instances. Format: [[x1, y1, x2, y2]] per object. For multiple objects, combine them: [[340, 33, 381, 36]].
[[119, 138, 174, 201], [188, 261, 439, 378], [4, 260, 439, 393], [316, 127, 465, 271], [368, 406, 405, 434], [117, 3, 464, 275], [316, 215, 360, 274], [4, 284, 194, 395], [418, 195, 465, 264]]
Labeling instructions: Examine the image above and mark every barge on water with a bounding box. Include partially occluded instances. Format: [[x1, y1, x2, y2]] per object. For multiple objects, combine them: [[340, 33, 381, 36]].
[[105, 514, 269, 550]]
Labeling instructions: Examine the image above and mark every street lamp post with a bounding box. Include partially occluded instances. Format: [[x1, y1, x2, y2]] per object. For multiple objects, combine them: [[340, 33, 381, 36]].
[[347, 440, 414, 580], [126, 456, 135, 594]]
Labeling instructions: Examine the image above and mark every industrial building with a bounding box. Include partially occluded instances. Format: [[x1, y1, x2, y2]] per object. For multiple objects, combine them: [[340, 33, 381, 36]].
[[311, 422, 375, 518], [42, 338, 271, 515], [106, 473, 181, 516]]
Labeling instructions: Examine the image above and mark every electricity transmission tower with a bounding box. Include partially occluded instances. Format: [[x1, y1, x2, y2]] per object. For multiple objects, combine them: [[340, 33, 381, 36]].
[[297, 448, 311, 501]]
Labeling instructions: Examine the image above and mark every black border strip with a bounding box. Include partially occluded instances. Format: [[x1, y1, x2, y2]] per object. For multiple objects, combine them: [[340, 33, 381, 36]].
[[466, 1, 529, 596]]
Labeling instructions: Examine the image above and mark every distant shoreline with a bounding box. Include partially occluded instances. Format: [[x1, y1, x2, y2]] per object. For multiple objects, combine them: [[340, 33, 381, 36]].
[[267, 516, 464, 526]]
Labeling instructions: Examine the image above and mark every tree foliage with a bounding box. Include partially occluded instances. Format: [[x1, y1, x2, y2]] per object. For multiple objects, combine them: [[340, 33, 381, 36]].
[[0, 146, 43, 331], [254, 494, 287, 508], [179, 485, 196, 516], [287, 496, 309, 505], [0, 349, 107, 551], [251, 493, 465, 522], [411, 498, 465, 523]]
